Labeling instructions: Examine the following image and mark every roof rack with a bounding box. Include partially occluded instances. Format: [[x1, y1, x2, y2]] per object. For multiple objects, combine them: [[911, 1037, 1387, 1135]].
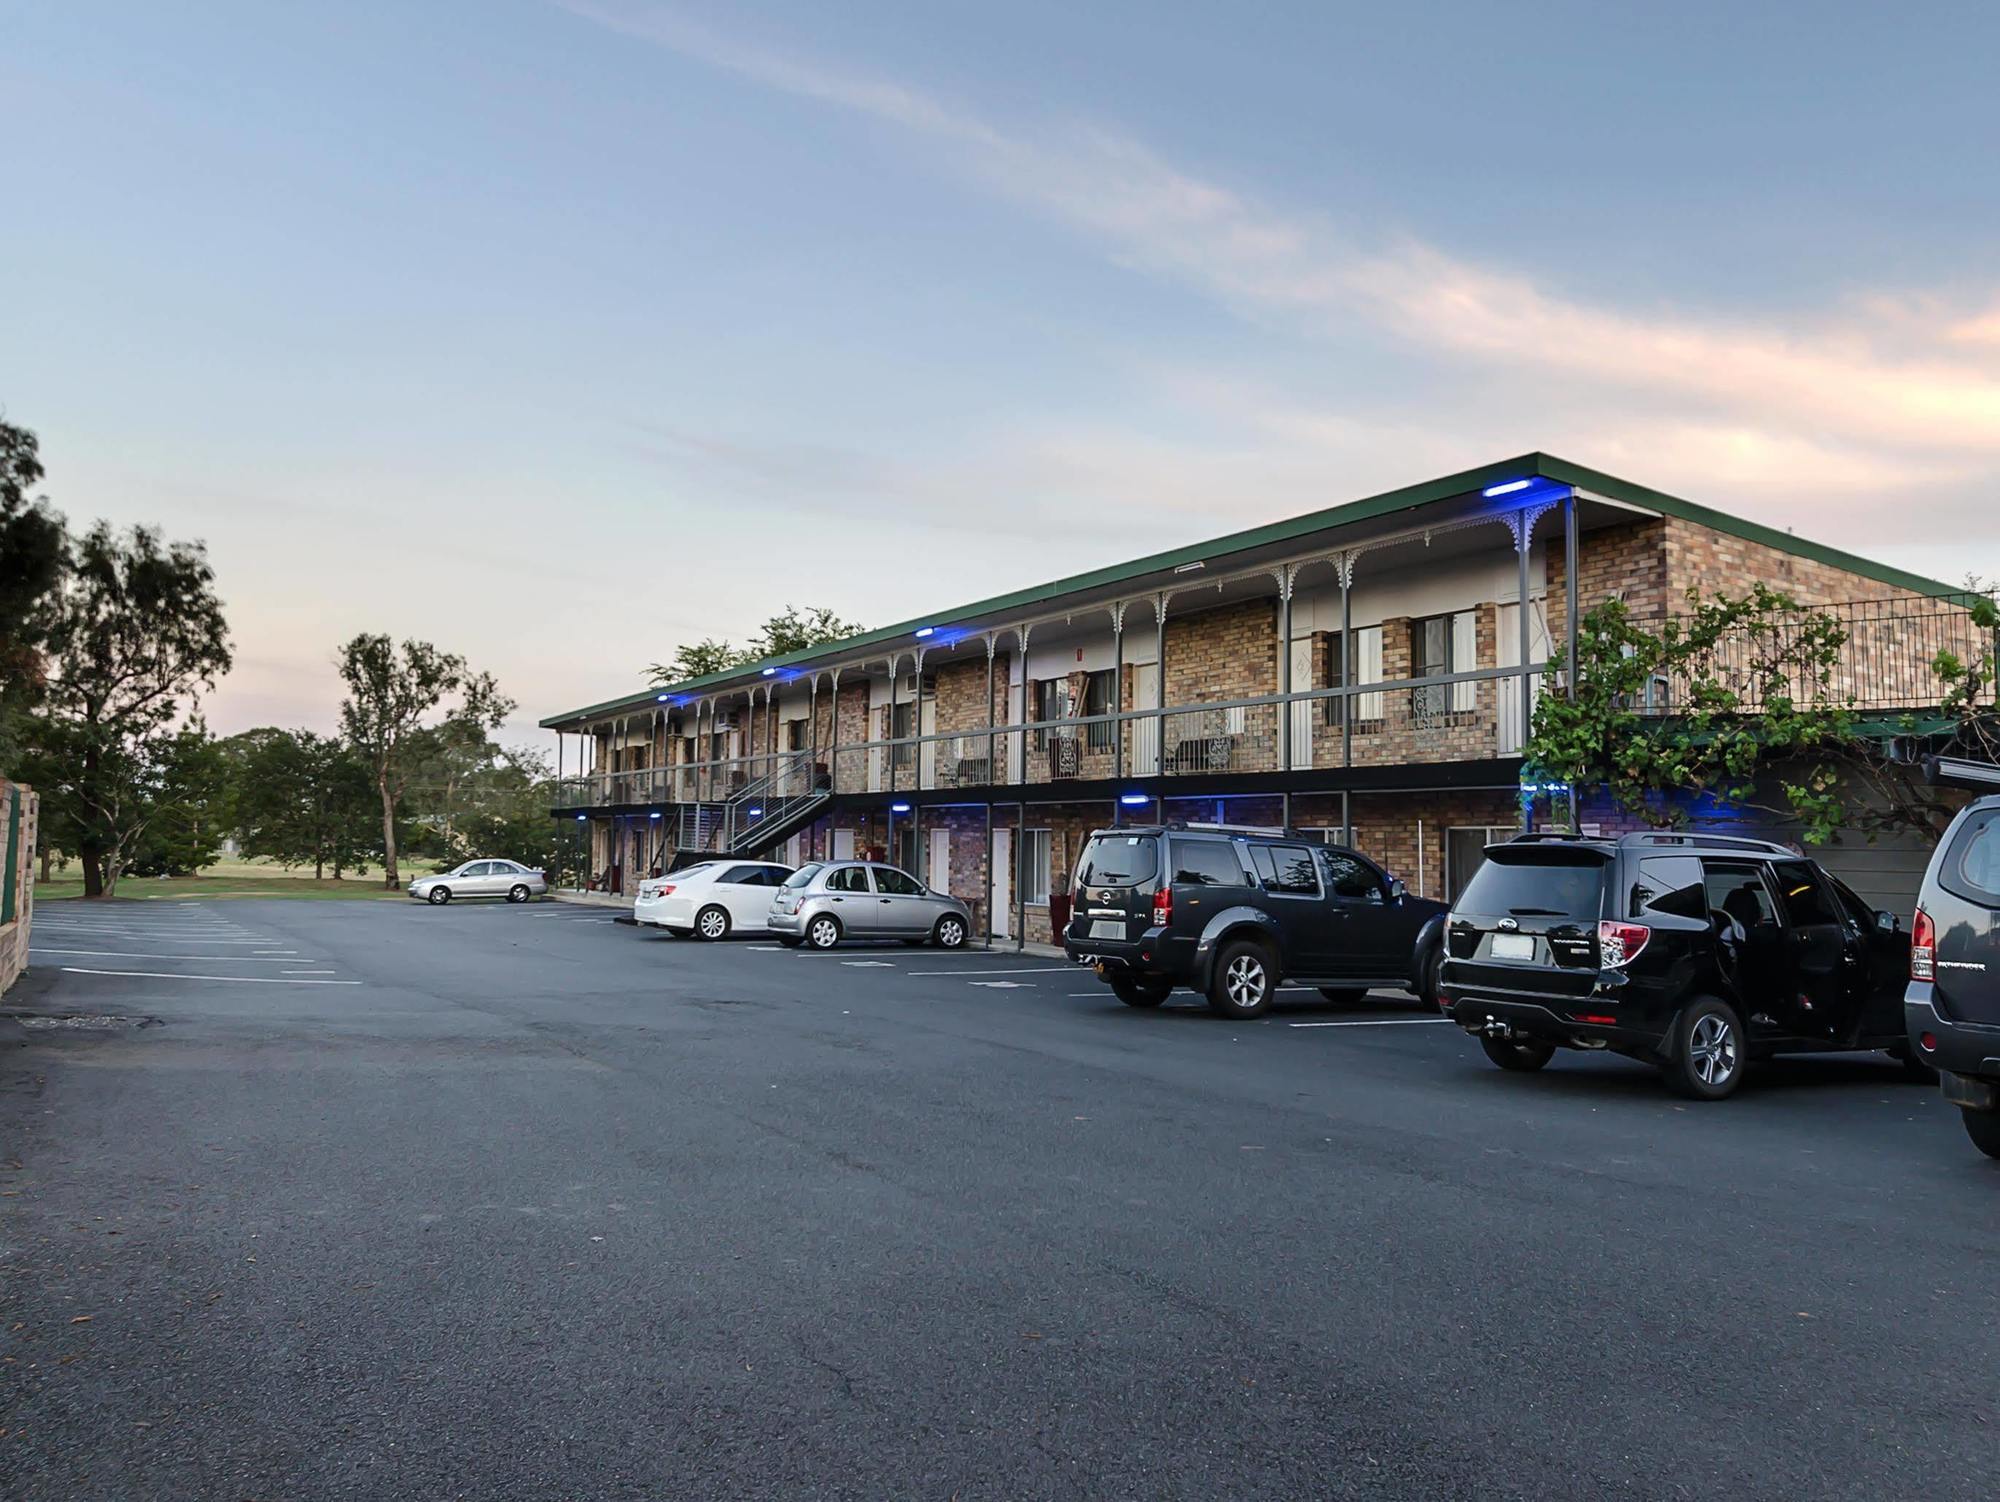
[[1502, 831, 1601, 844], [1618, 831, 1797, 856], [1924, 755, 2000, 792]]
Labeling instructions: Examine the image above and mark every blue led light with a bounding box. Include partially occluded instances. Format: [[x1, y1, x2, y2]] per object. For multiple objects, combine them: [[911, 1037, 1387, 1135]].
[[761, 667, 777, 676], [748, 806, 763, 817], [1483, 478, 1534, 497], [649, 812, 662, 820], [891, 801, 912, 814], [656, 693, 670, 702], [914, 626, 936, 638], [1120, 793, 1151, 806], [575, 814, 586, 821]]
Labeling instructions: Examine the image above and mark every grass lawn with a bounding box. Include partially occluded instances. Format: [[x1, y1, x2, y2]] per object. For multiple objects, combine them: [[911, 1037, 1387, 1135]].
[[32, 853, 445, 903]]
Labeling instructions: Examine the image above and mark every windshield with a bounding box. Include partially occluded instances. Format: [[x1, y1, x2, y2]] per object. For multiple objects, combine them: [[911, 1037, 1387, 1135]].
[[1457, 851, 1607, 919], [781, 864, 823, 890], [1075, 833, 1159, 888]]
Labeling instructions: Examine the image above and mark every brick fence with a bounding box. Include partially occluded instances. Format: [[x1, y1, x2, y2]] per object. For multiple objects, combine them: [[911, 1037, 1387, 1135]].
[[1, 778, 37, 995]]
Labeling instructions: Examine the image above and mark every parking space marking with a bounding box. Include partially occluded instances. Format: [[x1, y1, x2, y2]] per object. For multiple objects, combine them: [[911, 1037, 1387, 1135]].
[[1287, 1018, 1451, 1029], [841, 960, 895, 968], [969, 980, 1034, 989], [61, 967, 362, 986], [907, 966, 1078, 976], [283, 969, 338, 975], [31, 948, 331, 963]]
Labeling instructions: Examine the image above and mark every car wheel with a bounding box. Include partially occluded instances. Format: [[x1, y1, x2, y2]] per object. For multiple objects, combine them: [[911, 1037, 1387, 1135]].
[[1318, 987, 1368, 1004], [776, 935, 804, 949], [427, 887, 451, 905], [1112, 976, 1171, 1008], [1960, 1107, 2000, 1159], [1207, 939, 1276, 1019], [1888, 1046, 1940, 1084], [506, 884, 531, 904], [695, 905, 731, 941], [806, 914, 843, 950], [1480, 1035, 1555, 1072], [1418, 943, 1444, 1011], [932, 914, 967, 949], [1664, 996, 1746, 1100]]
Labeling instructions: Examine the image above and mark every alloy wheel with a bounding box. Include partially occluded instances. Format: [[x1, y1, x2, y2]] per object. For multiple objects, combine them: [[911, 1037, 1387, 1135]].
[[936, 917, 965, 948], [1225, 953, 1267, 1009], [1689, 1013, 1738, 1086], [808, 917, 840, 949], [698, 908, 728, 940]]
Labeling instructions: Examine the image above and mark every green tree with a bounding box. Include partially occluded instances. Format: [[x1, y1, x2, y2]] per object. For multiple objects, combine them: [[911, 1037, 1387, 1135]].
[[34, 522, 232, 895], [336, 635, 513, 888], [123, 720, 233, 876], [644, 605, 864, 684], [231, 727, 377, 878], [0, 417, 70, 760], [1527, 584, 2000, 844]]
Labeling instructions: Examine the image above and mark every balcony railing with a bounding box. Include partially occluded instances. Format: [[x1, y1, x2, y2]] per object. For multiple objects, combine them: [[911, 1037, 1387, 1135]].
[[551, 660, 1547, 809]]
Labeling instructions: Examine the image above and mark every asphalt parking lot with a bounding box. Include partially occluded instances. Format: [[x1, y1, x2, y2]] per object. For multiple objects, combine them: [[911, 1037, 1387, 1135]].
[[3, 896, 1996, 1500]]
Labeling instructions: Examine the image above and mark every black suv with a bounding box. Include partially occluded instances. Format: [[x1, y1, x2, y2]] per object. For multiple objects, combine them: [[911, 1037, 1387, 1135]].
[[1905, 793, 2000, 1158], [1060, 825, 1447, 1019], [1442, 831, 1914, 1099]]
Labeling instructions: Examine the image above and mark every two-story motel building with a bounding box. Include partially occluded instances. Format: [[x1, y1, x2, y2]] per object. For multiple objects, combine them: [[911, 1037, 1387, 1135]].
[[542, 454, 1973, 943]]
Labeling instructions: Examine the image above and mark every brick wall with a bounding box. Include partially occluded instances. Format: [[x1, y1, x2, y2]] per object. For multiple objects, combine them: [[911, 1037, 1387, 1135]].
[[2, 779, 40, 996]]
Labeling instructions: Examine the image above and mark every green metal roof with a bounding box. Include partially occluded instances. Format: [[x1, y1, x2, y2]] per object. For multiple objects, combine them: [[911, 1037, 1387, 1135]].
[[541, 452, 1964, 729]]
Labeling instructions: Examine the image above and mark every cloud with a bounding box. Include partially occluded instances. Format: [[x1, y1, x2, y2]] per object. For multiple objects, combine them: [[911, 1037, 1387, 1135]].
[[561, 0, 2000, 467]]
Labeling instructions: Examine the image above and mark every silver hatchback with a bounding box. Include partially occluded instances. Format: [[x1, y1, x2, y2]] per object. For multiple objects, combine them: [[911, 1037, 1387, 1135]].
[[408, 859, 548, 905], [767, 862, 972, 950]]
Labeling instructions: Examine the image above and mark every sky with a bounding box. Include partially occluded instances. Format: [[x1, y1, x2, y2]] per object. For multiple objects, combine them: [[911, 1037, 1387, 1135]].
[[5, 0, 1998, 750]]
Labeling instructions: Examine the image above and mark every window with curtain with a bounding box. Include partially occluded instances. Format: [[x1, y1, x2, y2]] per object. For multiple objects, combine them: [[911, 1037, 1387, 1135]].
[[891, 700, 916, 768], [1412, 611, 1477, 717], [1022, 828, 1052, 903], [1325, 627, 1385, 726], [1033, 678, 1071, 751], [1082, 668, 1115, 749]]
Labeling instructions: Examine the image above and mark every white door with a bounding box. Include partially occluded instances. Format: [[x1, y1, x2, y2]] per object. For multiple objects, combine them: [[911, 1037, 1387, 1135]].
[[990, 829, 1012, 939], [928, 829, 950, 894], [1130, 663, 1159, 773], [1496, 600, 1553, 753], [833, 828, 856, 861], [1289, 637, 1314, 770], [919, 697, 938, 789]]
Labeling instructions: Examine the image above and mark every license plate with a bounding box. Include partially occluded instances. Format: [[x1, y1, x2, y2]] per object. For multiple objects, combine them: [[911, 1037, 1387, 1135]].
[[1090, 919, 1126, 940], [1491, 933, 1535, 960]]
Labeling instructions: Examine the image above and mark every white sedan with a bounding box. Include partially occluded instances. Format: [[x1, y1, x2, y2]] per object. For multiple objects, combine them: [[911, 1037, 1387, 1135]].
[[633, 861, 794, 939]]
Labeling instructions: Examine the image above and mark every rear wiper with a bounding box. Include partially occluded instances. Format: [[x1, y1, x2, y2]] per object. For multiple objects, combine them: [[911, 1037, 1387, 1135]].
[[1506, 907, 1569, 916]]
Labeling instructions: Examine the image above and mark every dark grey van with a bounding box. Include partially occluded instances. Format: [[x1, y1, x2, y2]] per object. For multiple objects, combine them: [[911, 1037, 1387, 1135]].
[[1905, 793, 2000, 1158]]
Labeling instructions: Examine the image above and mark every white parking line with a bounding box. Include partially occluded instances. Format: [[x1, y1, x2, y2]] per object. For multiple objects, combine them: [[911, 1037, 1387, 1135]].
[[969, 980, 1034, 989], [282, 969, 337, 975], [61, 967, 361, 986], [907, 966, 1079, 977], [1287, 1018, 1451, 1029], [841, 960, 895, 968], [30, 948, 330, 963]]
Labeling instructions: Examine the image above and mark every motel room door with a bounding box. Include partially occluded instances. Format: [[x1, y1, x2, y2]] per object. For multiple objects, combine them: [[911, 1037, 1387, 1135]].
[[1129, 663, 1159, 773], [990, 828, 1012, 939], [1288, 637, 1314, 769]]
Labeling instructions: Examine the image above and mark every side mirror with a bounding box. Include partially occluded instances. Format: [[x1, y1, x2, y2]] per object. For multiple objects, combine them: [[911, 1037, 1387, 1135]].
[[1389, 878, 1408, 901], [1876, 910, 1899, 933]]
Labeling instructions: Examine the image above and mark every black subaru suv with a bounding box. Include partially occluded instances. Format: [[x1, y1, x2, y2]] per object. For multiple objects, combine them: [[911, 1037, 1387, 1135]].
[[1905, 792, 2000, 1158], [1060, 825, 1447, 1019], [1442, 831, 1915, 1099]]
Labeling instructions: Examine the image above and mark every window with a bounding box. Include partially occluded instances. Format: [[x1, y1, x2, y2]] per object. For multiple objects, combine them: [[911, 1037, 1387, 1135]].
[[1082, 668, 1115, 750], [1033, 679, 1071, 751], [1771, 861, 1840, 927], [1703, 864, 1776, 928], [891, 700, 917, 769], [1323, 626, 1385, 726], [786, 718, 807, 752], [873, 867, 924, 896], [1317, 849, 1382, 901], [1022, 829, 1053, 904], [1458, 852, 1607, 919], [1946, 811, 2000, 903], [1630, 856, 1707, 919], [1411, 612, 1477, 717], [781, 864, 822, 890], [1076, 833, 1159, 888], [1173, 838, 1247, 887], [681, 735, 697, 766], [717, 865, 764, 885], [826, 865, 873, 893], [1249, 843, 1319, 895]]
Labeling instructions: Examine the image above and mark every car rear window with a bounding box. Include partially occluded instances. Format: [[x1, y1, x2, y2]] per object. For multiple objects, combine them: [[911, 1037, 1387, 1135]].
[[1456, 851, 1607, 919], [1075, 833, 1158, 888], [780, 864, 822, 890], [1943, 811, 2000, 905]]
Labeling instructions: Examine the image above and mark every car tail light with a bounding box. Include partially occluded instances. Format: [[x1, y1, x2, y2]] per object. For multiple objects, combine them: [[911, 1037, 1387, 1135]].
[[656, 884, 676, 897], [1597, 920, 1651, 969], [1152, 886, 1172, 927], [1911, 907, 1935, 980]]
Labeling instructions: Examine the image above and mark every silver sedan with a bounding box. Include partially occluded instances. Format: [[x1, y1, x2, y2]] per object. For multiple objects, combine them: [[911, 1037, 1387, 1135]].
[[408, 859, 549, 905], [767, 862, 972, 950]]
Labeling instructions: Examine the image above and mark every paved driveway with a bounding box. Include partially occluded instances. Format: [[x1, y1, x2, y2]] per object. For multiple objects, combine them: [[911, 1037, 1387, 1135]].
[[2, 898, 1993, 1500]]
